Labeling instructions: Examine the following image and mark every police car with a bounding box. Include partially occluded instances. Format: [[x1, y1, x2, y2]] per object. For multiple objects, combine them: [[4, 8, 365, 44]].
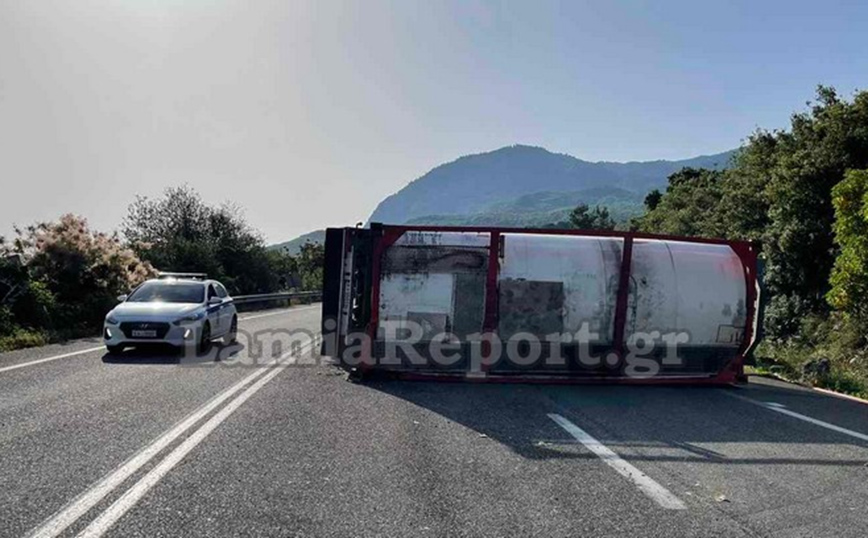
[[103, 273, 238, 354]]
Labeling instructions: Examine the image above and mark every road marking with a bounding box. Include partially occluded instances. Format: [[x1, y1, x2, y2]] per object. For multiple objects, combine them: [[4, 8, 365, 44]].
[[547, 413, 687, 510], [725, 391, 868, 443], [77, 345, 308, 538], [0, 346, 104, 374], [240, 304, 319, 321], [26, 338, 316, 538]]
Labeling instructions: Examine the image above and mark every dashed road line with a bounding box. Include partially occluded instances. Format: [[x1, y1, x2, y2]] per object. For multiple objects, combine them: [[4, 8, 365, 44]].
[[547, 413, 687, 510]]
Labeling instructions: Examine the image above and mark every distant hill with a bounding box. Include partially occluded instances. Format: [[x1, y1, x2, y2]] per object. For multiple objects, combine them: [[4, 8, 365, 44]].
[[368, 145, 735, 225], [271, 145, 735, 250], [405, 187, 644, 228], [270, 229, 325, 255]]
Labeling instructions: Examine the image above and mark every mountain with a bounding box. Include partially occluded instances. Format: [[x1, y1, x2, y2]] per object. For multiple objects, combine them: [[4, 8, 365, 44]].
[[367, 145, 735, 225], [405, 186, 644, 228], [271, 145, 735, 251], [270, 229, 326, 255]]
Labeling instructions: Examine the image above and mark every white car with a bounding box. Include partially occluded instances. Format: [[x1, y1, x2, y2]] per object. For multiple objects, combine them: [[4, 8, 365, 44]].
[[103, 274, 238, 354]]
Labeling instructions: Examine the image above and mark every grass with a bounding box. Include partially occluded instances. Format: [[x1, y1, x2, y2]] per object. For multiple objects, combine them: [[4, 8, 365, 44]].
[[750, 338, 868, 399], [0, 323, 101, 353], [815, 370, 868, 399], [0, 328, 50, 352]]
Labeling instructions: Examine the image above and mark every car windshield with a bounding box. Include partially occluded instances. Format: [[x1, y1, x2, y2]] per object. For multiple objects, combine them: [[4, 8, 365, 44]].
[[127, 282, 204, 304]]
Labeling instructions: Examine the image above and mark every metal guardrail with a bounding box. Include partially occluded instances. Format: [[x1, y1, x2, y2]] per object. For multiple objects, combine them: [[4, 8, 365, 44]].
[[232, 291, 321, 305]]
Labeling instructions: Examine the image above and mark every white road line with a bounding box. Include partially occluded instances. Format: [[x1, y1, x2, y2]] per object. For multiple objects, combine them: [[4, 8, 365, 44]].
[[547, 413, 687, 510], [26, 338, 314, 538], [0, 346, 104, 374], [725, 391, 868, 443], [77, 345, 307, 538], [239, 304, 319, 321]]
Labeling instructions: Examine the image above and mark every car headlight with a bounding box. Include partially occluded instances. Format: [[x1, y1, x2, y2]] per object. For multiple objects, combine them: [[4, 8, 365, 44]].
[[174, 310, 206, 325], [105, 315, 119, 325]]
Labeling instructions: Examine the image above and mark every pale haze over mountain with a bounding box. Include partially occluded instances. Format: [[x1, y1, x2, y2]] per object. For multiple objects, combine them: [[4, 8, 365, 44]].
[[1, 1, 867, 243]]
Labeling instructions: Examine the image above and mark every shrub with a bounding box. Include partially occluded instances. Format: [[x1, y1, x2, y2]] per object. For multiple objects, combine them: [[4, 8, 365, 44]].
[[2, 214, 155, 335], [0, 305, 15, 337], [0, 328, 49, 352]]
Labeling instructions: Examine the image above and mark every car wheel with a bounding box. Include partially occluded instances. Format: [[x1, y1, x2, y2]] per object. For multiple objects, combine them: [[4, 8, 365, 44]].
[[224, 316, 238, 345], [106, 345, 125, 355], [198, 322, 212, 354]]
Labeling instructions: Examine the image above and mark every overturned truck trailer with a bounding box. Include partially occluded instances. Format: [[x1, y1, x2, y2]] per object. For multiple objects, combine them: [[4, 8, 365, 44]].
[[321, 224, 762, 384]]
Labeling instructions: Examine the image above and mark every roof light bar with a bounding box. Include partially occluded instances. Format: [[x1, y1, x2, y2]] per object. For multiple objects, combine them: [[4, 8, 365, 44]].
[[157, 272, 208, 280]]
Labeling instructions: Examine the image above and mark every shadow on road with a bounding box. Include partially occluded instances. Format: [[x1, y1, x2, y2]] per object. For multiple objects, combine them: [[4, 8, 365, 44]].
[[102, 342, 246, 365], [360, 377, 868, 467]]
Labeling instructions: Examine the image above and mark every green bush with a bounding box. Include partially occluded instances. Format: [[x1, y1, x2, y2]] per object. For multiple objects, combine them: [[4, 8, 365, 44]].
[[0, 305, 15, 337], [0, 328, 49, 352], [755, 312, 868, 397], [816, 370, 868, 399], [9, 280, 56, 331], [1, 214, 154, 345]]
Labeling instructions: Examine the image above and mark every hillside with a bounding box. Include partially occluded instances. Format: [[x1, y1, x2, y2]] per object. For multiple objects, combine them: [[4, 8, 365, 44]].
[[368, 145, 734, 224], [272, 145, 735, 249], [405, 187, 644, 228], [270, 229, 326, 255]]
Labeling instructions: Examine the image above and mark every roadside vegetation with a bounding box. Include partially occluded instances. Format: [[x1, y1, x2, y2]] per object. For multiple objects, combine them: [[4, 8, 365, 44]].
[[0, 186, 324, 352], [625, 86, 868, 397]]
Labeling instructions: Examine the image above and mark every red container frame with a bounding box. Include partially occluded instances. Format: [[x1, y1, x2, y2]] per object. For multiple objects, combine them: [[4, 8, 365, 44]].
[[347, 224, 760, 385]]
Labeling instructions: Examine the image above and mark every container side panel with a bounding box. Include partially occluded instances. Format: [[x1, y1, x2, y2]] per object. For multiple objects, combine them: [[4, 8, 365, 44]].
[[499, 234, 623, 342], [669, 241, 747, 346], [379, 273, 455, 337], [628, 240, 747, 347]]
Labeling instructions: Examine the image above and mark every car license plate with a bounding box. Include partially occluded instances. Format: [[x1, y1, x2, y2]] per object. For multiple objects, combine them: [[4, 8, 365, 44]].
[[132, 330, 157, 338]]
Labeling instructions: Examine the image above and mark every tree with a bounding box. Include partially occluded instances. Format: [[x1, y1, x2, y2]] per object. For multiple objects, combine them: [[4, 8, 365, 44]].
[[568, 203, 616, 230], [827, 169, 868, 322], [634, 86, 868, 341], [296, 242, 324, 291], [644, 189, 662, 211], [635, 168, 725, 237], [266, 248, 298, 290], [122, 185, 284, 294], [759, 87, 868, 339]]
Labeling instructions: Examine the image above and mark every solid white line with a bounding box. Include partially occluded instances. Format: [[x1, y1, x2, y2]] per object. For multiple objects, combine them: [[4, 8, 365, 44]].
[[239, 304, 319, 321], [725, 391, 868, 443], [0, 346, 104, 374], [76, 345, 309, 538], [25, 342, 309, 538], [547, 413, 687, 510]]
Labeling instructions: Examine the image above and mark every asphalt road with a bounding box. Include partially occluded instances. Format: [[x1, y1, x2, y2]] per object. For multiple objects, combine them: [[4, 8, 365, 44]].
[[2, 304, 868, 537]]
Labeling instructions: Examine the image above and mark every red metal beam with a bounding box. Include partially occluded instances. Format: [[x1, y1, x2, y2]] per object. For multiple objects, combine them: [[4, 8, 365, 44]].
[[479, 232, 502, 373], [386, 370, 737, 385], [611, 236, 634, 363], [372, 223, 754, 249]]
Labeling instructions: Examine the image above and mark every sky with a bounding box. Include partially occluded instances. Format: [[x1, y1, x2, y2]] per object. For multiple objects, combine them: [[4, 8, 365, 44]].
[[1, 0, 867, 244]]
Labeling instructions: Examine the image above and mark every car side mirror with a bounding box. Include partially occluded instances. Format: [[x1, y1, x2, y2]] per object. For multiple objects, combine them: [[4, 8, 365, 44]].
[[117, 294, 128, 302], [208, 297, 222, 305]]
